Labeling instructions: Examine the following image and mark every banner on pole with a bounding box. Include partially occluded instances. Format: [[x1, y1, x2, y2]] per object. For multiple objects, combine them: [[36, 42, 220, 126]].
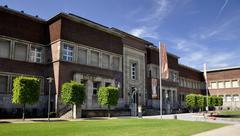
[[160, 43, 169, 80], [152, 78, 158, 98]]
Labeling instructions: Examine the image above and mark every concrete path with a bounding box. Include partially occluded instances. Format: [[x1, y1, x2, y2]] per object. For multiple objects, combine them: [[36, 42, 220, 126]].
[[193, 124, 240, 136]]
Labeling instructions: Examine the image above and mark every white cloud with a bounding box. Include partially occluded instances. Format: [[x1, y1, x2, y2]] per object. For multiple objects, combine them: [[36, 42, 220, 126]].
[[216, 0, 229, 19], [170, 38, 239, 69], [129, 26, 159, 39], [138, 0, 171, 22]]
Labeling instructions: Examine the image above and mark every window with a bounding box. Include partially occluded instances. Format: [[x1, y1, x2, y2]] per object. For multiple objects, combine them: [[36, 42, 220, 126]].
[[211, 82, 217, 89], [226, 95, 232, 102], [0, 75, 8, 93], [131, 63, 137, 80], [78, 48, 87, 64], [0, 39, 10, 58], [105, 82, 111, 87], [102, 53, 110, 69], [225, 81, 231, 88], [112, 56, 120, 71], [14, 42, 27, 61], [152, 67, 158, 78], [232, 80, 239, 88], [173, 72, 178, 82], [90, 51, 99, 67], [63, 44, 73, 61], [93, 81, 101, 95], [30, 46, 42, 63], [218, 81, 224, 89], [233, 95, 239, 102]]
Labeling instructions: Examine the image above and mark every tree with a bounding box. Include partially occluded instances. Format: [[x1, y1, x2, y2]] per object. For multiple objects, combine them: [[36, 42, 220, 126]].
[[185, 94, 197, 112], [12, 76, 40, 120], [97, 86, 119, 117], [61, 81, 86, 119], [217, 97, 223, 106]]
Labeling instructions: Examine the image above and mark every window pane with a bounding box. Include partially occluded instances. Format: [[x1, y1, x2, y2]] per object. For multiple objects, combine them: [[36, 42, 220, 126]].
[[90, 51, 99, 67], [211, 82, 217, 89], [131, 63, 137, 80], [102, 53, 110, 69], [0, 39, 10, 58], [112, 57, 120, 71], [78, 48, 87, 64], [218, 81, 224, 89], [63, 44, 73, 61], [225, 81, 231, 88], [14, 43, 27, 61], [0, 76, 8, 93], [232, 80, 239, 88], [30, 46, 42, 63]]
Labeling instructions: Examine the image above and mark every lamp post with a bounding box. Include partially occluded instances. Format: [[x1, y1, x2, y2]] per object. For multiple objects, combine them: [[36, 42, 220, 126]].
[[46, 77, 53, 122]]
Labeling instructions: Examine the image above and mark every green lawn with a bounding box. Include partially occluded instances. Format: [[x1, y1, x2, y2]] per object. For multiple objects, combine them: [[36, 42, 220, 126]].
[[0, 119, 225, 136], [219, 110, 240, 115]]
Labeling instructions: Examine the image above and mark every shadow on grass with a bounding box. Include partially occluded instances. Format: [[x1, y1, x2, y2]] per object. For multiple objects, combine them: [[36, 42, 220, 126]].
[[31, 119, 68, 122], [0, 121, 11, 124]]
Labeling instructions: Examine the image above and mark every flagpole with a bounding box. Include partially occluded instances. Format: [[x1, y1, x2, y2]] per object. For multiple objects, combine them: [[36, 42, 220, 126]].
[[159, 42, 163, 119], [204, 64, 209, 112]]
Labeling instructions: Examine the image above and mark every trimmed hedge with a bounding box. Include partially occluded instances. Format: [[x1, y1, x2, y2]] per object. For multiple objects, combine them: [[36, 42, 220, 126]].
[[185, 94, 223, 112]]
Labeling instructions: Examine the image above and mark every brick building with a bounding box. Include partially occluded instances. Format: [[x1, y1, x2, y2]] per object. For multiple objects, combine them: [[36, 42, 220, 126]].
[[0, 6, 206, 118], [207, 66, 240, 109]]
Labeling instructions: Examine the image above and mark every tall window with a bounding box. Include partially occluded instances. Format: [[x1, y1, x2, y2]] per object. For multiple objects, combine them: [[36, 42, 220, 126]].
[[63, 44, 73, 61], [30, 47, 42, 63], [78, 48, 87, 64], [90, 51, 99, 67], [0, 39, 10, 58], [0, 75, 8, 93], [112, 56, 120, 71], [131, 63, 137, 80], [93, 81, 101, 95], [14, 42, 27, 61], [102, 53, 110, 69]]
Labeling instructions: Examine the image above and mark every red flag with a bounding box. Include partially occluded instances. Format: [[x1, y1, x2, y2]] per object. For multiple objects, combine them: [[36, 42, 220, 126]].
[[160, 43, 169, 79]]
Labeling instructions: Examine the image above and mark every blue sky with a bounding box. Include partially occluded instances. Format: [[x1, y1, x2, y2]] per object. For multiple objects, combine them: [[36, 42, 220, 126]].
[[1, 0, 240, 70]]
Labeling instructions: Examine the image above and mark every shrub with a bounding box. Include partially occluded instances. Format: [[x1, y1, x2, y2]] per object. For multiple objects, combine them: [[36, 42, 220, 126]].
[[185, 94, 197, 112], [12, 76, 40, 120], [98, 86, 119, 117], [61, 81, 86, 118]]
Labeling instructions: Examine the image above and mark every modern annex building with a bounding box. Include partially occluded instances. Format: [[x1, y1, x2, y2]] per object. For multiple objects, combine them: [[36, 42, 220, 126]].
[[207, 66, 240, 109], [0, 6, 207, 118]]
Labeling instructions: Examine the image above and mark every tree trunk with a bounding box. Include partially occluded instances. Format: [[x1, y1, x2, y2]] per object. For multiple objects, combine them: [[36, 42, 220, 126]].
[[72, 104, 74, 119], [108, 105, 111, 118], [22, 104, 25, 121]]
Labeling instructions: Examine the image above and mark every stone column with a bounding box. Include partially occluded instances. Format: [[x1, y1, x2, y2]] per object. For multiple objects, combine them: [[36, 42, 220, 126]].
[[87, 80, 93, 109]]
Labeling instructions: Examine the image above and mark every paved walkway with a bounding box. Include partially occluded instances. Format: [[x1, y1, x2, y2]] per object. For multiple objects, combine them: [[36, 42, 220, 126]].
[[193, 124, 240, 136]]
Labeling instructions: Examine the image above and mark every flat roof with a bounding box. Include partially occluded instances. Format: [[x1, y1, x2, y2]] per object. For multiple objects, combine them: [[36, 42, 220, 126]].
[[207, 65, 240, 72], [0, 5, 46, 23]]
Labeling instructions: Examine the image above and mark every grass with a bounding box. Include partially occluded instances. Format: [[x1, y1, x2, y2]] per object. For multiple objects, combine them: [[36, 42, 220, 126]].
[[219, 110, 240, 115], [0, 119, 225, 136]]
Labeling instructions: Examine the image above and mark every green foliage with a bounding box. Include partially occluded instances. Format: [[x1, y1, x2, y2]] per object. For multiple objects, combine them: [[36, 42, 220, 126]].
[[12, 76, 40, 105], [185, 94, 197, 109], [186, 94, 223, 111], [196, 95, 205, 109], [97, 86, 119, 107], [218, 97, 223, 106], [61, 81, 86, 105]]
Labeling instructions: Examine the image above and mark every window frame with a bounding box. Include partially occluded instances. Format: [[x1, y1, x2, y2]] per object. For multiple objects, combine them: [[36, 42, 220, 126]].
[[62, 44, 74, 62]]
